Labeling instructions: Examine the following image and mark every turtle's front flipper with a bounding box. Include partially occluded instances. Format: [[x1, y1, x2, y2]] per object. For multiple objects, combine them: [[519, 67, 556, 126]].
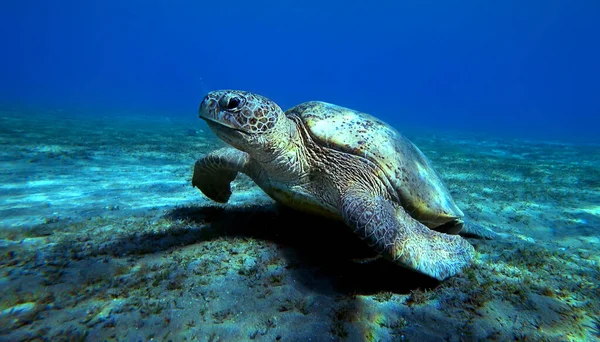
[[340, 187, 475, 280], [192, 147, 250, 203]]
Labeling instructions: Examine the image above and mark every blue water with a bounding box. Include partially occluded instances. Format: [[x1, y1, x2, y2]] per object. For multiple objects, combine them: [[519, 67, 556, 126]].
[[1, 1, 599, 141]]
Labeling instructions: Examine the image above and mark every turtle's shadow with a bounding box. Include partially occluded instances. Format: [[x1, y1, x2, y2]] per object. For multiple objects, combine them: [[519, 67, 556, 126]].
[[166, 204, 439, 295]]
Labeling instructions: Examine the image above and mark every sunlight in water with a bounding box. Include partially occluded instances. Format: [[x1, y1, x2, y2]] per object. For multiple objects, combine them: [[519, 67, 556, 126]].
[[580, 206, 600, 217]]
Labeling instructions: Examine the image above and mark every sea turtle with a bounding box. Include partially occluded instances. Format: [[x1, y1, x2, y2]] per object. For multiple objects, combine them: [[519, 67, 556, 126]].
[[192, 90, 493, 280]]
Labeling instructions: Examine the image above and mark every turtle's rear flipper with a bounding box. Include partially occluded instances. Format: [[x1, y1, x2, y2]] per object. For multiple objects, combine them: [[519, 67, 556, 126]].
[[459, 219, 502, 239], [192, 148, 250, 203], [340, 187, 474, 281], [432, 220, 464, 235]]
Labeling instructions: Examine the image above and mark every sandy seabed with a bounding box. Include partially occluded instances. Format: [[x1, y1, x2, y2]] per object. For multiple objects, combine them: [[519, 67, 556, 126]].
[[0, 107, 599, 341]]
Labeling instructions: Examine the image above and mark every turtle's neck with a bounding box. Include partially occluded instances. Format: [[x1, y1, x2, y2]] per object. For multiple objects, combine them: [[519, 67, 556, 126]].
[[252, 116, 310, 185]]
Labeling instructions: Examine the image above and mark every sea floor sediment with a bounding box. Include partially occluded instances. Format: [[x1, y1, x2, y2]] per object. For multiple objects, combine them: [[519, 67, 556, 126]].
[[1, 109, 599, 341]]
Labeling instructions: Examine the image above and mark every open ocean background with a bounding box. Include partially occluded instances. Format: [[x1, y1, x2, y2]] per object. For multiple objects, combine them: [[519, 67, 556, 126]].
[[2, 1, 599, 142]]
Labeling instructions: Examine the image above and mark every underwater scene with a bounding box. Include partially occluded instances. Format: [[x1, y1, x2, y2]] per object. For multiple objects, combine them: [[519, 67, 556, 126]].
[[1, 1, 599, 341]]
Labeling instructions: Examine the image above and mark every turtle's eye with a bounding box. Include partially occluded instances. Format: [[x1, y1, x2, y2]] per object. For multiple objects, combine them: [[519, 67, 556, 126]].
[[220, 96, 243, 111]]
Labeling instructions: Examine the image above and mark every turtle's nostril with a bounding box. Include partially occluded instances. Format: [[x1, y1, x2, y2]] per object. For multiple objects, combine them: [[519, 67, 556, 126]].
[[200, 98, 215, 112]]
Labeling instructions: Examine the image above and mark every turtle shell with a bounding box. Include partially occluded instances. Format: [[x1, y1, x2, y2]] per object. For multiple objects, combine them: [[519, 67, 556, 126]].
[[287, 101, 464, 228]]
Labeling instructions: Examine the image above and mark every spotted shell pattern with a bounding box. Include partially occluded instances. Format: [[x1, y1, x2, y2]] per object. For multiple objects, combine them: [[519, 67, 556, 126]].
[[288, 101, 464, 227]]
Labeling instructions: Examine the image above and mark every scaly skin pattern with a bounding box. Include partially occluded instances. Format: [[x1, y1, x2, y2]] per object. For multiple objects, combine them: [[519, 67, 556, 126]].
[[193, 90, 476, 280], [200, 90, 279, 133]]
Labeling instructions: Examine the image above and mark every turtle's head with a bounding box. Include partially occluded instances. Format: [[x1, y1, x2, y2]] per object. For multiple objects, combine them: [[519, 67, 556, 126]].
[[199, 90, 290, 154]]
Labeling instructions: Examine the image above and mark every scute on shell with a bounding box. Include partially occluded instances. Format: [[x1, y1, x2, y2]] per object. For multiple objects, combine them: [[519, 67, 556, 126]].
[[287, 101, 464, 228]]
